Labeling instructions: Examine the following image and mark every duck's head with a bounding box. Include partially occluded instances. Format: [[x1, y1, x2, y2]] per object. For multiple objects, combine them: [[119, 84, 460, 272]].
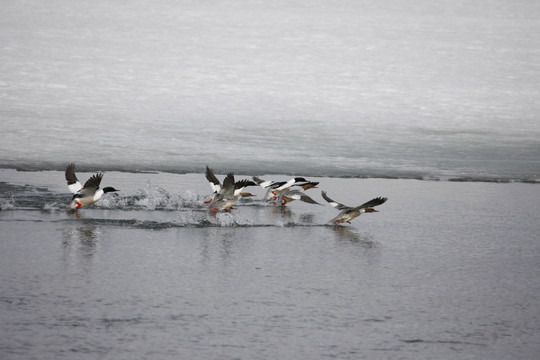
[[103, 187, 120, 193]]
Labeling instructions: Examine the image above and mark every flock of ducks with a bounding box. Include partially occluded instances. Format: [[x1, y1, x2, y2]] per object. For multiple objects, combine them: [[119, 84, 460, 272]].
[[65, 163, 388, 225]]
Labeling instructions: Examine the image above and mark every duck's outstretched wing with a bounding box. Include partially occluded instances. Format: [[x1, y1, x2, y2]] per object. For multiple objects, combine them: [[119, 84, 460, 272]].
[[235, 179, 257, 190], [221, 172, 236, 199], [285, 190, 321, 205], [83, 173, 103, 191], [65, 163, 82, 194], [321, 191, 350, 210], [205, 166, 221, 193], [352, 197, 388, 211]]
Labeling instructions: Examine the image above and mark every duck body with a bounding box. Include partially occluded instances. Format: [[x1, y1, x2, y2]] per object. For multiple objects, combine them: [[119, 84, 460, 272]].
[[207, 172, 237, 212]]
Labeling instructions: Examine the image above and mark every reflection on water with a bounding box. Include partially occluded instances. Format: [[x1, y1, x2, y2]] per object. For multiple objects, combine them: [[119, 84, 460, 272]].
[[66, 209, 83, 220], [269, 206, 318, 225], [61, 224, 100, 267], [198, 228, 239, 267], [298, 213, 315, 224], [332, 225, 376, 247], [271, 206, 293, 217], [329, 226, 382, 267]]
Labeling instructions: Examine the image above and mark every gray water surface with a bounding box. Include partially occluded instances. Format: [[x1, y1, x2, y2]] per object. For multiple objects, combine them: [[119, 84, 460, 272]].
[[1, 173, 539, 359]]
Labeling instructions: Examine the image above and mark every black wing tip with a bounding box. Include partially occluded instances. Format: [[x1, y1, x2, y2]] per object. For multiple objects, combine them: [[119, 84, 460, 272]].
[[235, 179, 257, 188], [303, 195, 321, 205], [65, 163, 78, 184], [205, 166, 221, 185], [83, 172, 104, 189], [90, 172, 104, 181], [362, 196, 388, 209], [252, 176, 265, 185], [224, 172, 235, 181], [65, 163, 76, 174], [377, 197, 389, 204]]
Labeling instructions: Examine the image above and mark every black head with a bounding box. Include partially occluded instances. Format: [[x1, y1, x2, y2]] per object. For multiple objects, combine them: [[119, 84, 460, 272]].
[[103, 187, 119, 193]]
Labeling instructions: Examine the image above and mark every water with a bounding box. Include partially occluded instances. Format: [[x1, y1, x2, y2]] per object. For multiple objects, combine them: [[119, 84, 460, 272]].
[[2, 0, 540, 358], [1, 0, 539, 181], [1, 170, 540, 359]]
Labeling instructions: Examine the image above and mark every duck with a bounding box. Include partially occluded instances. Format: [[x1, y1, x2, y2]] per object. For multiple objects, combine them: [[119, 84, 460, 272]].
[[204, 166, 256, 205], [321, 191, 387, 224], [252, 176, 310, 201], [65, 163, 119, 209], [206, 172, 239, 212]]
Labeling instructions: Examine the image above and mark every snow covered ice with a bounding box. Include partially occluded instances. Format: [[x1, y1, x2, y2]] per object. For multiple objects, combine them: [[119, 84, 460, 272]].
[[1, 0, 539, 180]]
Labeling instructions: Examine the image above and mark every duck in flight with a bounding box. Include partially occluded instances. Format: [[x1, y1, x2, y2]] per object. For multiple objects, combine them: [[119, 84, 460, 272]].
[[204, 166, 257, 212], [65, 163, 119, 209], [321, 191, 387, 224], [204, 166, 257, 205]]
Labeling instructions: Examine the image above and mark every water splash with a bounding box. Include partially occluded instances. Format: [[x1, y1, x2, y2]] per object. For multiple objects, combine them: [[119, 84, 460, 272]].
[[0, 197, 15, 211], [93, 181, 205, 211]]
